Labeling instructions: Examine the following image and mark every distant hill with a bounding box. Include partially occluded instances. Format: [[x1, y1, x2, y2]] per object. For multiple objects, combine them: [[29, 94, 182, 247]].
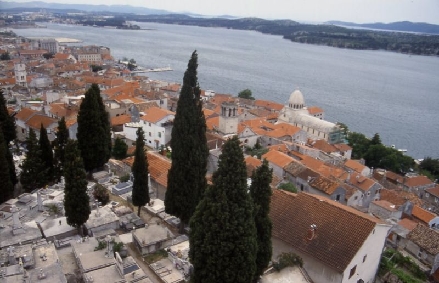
[[327, 21, 439, 35], [0, 1, 170, 14]]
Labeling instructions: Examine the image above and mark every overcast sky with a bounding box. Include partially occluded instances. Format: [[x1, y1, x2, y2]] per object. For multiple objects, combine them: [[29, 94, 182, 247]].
[[5, 0, 439, 24]]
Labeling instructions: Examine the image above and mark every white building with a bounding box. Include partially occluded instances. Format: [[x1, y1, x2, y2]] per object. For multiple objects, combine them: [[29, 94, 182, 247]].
[[14, 63, 27, 88], [77, 53, 102, 63], [278, 90, 344, 144], [271, 191, 392, 283], [122, 107, 175, 149]]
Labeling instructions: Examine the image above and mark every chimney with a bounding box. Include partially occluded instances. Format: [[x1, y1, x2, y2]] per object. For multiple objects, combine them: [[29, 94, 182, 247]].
[[306, 224, 318, 242]]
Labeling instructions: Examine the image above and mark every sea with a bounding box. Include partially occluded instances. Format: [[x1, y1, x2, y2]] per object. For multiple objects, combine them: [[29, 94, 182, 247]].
[[12, 22, 439, 159]]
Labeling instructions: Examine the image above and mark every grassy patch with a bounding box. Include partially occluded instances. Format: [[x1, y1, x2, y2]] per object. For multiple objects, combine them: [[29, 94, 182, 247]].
[[143, 249, 168, 264]]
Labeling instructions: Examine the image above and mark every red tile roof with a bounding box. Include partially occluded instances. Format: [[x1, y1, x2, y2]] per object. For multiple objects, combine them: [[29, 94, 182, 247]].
[[270, 191, 384, 272], [407, 224, 439, 255], [397, 218, 418, 231], [404, 175, 434, 188], [111, 114, 131, 126], [15, 108, 37, 121], [140, 107, 174, 123], [411, 205, 436, 225], [25, 114, 57, 130], [262, 150, 295, 169], [426, 186, 439, 198]]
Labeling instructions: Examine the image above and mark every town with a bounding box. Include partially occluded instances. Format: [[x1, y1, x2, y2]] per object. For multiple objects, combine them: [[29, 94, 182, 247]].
[[0, 28, 439, 283]]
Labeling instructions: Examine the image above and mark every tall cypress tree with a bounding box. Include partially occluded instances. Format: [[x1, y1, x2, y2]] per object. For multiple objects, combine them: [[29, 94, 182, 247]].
[[20, 129, 47, 192], [165, 50, 208, 232], [249, 159, 273, 282], [93, 83, 112, 162], [132, 128, 149, 216], [0, 129, 14, 203], [53, 117, 69, 182], [0, 90, 16, 144], [63, 139, 90, 235], [77, 84, 110, 172], [189, 136, 257, 283], [39, 124, 54, 183]]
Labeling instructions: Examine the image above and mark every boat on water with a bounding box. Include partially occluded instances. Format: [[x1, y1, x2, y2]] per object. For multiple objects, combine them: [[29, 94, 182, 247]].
[[131, 66, 173, 73]]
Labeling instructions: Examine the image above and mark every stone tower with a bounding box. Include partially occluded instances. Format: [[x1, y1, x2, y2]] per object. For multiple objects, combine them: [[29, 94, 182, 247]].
[[14, 63, 27, 88], [218, 101, 238, 135]]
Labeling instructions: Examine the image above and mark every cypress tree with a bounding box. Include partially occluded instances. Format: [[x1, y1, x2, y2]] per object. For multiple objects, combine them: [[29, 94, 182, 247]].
[[0, 90, 16, 144], [20, 129, 47, 192], [249, 159, 273, 282], [53, 117, 69, 182], [93, 83, 112, 162], [63, 139, 90, 235], [131, 128, 149, 216], [112, 137, 128, 160], [189, 136, 257, 283], [165, 50, 208, 232], [0, 130, 14, 203], [39, 124, 54, 183], [77, 84, 110, 172]]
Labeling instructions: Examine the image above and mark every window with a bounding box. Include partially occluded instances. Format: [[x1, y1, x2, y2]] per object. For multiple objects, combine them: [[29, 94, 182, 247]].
[[349, 265, 357, 279], [149, 132, 151, 137], [354, 196, 358, 200], [426, 193, 430, 198], [336, 194, 341, 201], [367, 191, 371, 196], [158, 132, 161, 138], [300, 184, 304, 191], [149, 123, 151, 126], [363, 254, 367, 262]]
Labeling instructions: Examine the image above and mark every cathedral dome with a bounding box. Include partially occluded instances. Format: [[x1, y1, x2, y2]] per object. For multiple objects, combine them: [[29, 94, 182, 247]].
[[288, 89, 305, 109]]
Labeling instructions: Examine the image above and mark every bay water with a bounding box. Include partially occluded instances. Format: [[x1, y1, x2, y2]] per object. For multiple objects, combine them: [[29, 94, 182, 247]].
[[13, 22, 439, 159]]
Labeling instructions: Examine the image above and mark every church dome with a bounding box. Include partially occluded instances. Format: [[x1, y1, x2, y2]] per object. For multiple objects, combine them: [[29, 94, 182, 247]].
[[288, 89, 305, 109]]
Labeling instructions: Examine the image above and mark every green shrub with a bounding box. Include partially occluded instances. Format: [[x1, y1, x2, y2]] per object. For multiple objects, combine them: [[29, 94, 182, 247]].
[[273, 252, 303, 271]]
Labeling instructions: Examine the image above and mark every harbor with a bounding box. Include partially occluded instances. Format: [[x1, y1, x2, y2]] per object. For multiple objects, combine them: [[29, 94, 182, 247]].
[[131, 66, 173, 73]]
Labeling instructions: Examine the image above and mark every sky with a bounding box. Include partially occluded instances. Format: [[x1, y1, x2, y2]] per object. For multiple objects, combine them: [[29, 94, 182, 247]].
[[4, 0, 439, 24]]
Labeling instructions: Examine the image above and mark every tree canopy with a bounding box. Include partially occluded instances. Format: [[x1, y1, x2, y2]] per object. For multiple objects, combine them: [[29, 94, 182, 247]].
[[20, 129, 47, 192], [63, 139, 90, 234], [0, 90, 16, 144], [77, 84, 111, 172], [189, 136, 257, 283], [53, 117, 69, 182], [39, 124, 54, 183], [131, 128, 149, 216], [250, 159, 273, 281], [0, 130, 14, 203], [238, 88, 255, 100], [112, 137, 128, 160], [165, 50, 209, 232]]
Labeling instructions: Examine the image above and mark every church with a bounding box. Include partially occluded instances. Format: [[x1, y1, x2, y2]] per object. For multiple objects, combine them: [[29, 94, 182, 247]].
[[277, 90, 344, 144]]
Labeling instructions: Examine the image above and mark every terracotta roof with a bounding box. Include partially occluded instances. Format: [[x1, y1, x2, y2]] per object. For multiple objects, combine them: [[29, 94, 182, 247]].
[[206, 116, 219, 131], [397, 218, 418, 231], [140, 107, 174, 123], [147, 151, 171, 187], [307, 106, 324, 115], [333, 143, 352, 152], [266, 143, 289, 153], [407, 224, 439, 255], [404, 175, 434, 188], [15, 108, 37, 121], [262, 150, 295, 169], [379, 189, 406, 206], [312, 139, 337, 153], [411, 205, 436, 224], [347, 172, 375, 192], [384, 171, 404, 183], [308, 175, 340, 195], [54, 53, 71, 60], [344, 160, 367, 174], [254, 99, 283, 111], [245, 156, 262, 177], [270, 191, 384, 272], [25, 114, 57, 130], [111, 114, 131, 126], [426, 186, 439, 198]]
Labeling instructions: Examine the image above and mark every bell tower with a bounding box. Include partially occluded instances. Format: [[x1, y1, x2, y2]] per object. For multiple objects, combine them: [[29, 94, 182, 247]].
[[218, 101, 238, 135], [14, 62, 27, 88]]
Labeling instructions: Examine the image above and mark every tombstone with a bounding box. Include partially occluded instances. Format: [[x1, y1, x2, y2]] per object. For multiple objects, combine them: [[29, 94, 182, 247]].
[[37, 191, 43, 212], [11, 206, 22, 230]]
